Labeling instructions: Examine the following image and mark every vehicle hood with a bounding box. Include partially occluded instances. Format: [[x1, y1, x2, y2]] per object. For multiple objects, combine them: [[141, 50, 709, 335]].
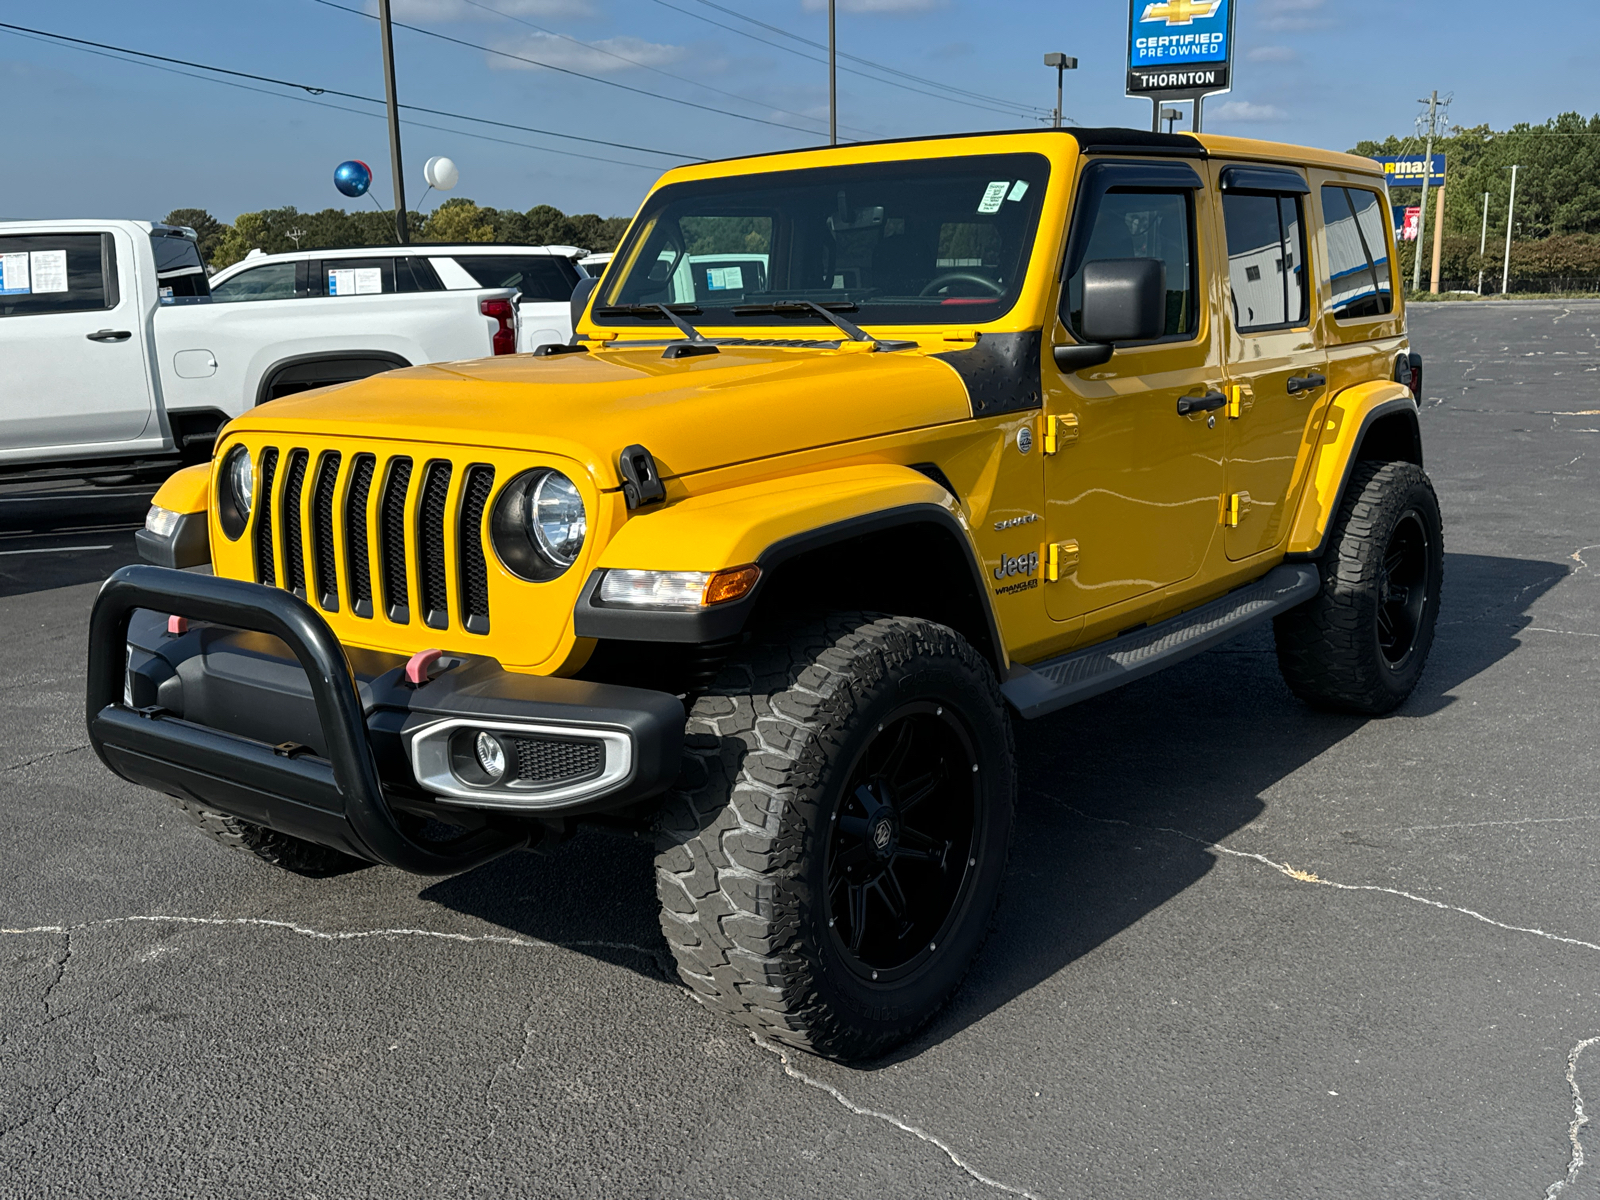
[[227, 343, 974, 487]]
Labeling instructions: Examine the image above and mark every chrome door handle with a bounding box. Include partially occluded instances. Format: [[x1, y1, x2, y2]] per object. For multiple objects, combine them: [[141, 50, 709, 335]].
[[86, 329, 132, 342], [1176, 390, 1227, 415]]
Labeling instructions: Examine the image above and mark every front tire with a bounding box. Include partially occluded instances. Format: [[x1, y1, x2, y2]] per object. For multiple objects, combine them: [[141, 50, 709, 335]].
[[654, 614, 1015, 1061], [1274, 460, 1443, 714], [169, 797, 366, 876]]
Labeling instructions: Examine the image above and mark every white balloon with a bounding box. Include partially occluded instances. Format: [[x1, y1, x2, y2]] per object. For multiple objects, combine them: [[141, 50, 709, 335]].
[[423, 156, 459, 191]]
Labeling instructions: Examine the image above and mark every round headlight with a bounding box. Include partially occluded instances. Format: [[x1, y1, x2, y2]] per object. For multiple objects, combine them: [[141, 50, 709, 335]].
[[219, 445, 254, 541], [529, 471, 586, 566], [490, 468, 588, 581]]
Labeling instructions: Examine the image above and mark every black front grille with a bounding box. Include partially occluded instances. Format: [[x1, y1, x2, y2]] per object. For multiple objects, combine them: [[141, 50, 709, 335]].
[[255, 447, 501, 634], [281, 449, 309, 597], [379, 458, 413, 623], [458, 465, 494, 635], [253, 447, 279, 586], [510, 736, 603, 785], [418, 461, 453, 630], [312, 452, 341, 611], [346, 453, 376, 619]]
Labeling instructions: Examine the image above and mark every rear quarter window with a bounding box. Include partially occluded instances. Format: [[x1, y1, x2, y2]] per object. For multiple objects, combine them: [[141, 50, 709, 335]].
[[150, 234, 210, 302], [0, 233, 113, 318], [1321, 185, 1394, 321], [453, 255, 579, 301]]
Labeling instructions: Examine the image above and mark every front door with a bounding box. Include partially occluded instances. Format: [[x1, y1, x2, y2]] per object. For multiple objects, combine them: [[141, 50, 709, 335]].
[[0, 228, 154, 453], [1212, 165, 1328, 559], [1042, 163, 1226, 626]]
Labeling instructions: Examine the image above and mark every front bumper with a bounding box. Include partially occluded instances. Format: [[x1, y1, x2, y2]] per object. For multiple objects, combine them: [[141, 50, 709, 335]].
[[87, 566, 684, 875]]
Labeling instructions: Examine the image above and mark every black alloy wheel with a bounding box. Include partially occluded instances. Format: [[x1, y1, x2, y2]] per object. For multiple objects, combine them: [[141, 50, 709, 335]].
[[1376, 510, 1430, 666], [825, 704, 979, 983]]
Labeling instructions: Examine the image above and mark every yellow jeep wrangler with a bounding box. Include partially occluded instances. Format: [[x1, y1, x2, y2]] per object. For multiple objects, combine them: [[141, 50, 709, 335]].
[[94, 127, 1439, 1060]]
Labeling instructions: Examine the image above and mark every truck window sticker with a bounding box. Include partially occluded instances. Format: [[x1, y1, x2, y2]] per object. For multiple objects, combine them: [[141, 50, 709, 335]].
[[29, 250, 69, 294], [0, 251, 29, 295]]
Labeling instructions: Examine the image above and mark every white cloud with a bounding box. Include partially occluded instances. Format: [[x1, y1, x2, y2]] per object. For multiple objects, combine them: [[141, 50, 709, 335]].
[[800, 0, 949, 13], [385, 0, 597, 20], [1210, 99, 1288, 122], [487, 33, 688, 74], [1245, 45, 1298, 62]]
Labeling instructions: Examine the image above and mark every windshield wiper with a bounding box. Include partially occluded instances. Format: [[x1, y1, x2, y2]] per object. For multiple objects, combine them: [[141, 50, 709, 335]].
[[593, 303, 708, 343], [731, 300, 871, 342]]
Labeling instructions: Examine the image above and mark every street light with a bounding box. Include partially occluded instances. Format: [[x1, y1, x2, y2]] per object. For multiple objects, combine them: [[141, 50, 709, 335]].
[[1042, 53, 1077, 128], [1161, 107, 1183, 134]]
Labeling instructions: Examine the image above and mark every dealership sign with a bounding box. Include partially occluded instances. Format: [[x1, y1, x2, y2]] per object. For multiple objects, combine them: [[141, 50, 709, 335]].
[[1127, 0, 1234, 98], [1372, 155, 1447, 188]]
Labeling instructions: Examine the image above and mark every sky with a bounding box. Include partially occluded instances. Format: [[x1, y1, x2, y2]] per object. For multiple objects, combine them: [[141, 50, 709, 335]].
[[0, 0, 1592, 225]]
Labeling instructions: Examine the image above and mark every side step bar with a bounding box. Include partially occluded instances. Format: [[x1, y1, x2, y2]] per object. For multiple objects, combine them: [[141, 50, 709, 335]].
[[1002, 563, 1320, 719]]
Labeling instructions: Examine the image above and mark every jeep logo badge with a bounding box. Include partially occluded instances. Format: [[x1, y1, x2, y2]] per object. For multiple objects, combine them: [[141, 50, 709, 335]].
[[994, 550, 1039, 581]]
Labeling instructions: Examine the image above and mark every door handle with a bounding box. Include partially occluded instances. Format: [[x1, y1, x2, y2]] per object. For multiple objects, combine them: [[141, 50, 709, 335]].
[[1286, 372, 1327, 395], [1176, 390, 1227, 416], [86, 329, 132, 343]]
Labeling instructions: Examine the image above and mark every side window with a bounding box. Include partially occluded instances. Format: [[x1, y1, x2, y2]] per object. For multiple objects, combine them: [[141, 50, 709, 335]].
[[0, 233, 112, 318], [1062, 190, 1197, 340], [1222, 192, 1307, 331], [1321, 185, 1394, 321], [452, 254, 580, 301], [317, 258, 395, 296], [397, 256, 444, 293], [150, 234, 210, 302], [210, 262, 297, 303]]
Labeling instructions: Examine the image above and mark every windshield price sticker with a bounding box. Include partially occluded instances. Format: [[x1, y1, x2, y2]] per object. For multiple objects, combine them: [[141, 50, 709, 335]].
[[0, 252, 29, 295], [978, 181, 1010, 214], [328, 268, 382, 296]]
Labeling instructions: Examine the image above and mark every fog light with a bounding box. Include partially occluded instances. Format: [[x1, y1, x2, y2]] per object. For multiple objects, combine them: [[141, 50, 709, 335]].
[[475, 731, 507, 781]]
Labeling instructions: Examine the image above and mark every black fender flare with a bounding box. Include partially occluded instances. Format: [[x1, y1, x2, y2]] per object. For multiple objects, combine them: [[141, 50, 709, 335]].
[[255, 350, 411, 407]]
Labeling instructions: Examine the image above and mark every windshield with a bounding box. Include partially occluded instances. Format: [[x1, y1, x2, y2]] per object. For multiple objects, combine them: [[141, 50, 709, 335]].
[[595, 153, 1050, 329]]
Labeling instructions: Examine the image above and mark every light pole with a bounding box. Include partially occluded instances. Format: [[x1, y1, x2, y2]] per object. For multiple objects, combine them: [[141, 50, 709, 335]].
[[378, 0, 408, 244], [1501, 164, 1520, 296], [1411, 89, 1440, 294], [1042, 53, 1076, 128], [1477, 191, 1489, 295], [1161, 107, 1183, 134], [828, 0, 837, 145]]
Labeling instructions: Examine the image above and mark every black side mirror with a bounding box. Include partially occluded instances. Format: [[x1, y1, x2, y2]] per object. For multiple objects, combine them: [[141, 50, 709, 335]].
[[570, 275, 599, 340], [1080, 258, 1167, 344]]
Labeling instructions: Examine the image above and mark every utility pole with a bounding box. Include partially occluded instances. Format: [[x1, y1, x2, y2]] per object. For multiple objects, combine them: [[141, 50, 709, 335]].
[[1411, 89, 1439, 294], [378, 0, 408, 244], [1477, 192, 1489, 295], [828, 0, 837, 146], [1501, 164, 1519, 296], [1043, 54, 1076, 128]]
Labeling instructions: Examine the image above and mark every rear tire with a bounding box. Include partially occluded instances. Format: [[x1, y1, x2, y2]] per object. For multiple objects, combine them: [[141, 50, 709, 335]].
[[654, 614, 1014, 1062], [169, 797, 366, 876], [1274, 460, 1443, 714]]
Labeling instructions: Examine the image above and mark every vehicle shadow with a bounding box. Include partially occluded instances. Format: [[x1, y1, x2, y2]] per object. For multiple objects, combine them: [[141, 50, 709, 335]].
[[420, 551, 1570, 1057]]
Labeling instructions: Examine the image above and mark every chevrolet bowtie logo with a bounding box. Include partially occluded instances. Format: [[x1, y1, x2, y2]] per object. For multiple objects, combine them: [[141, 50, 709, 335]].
[[1140, 0, 1222, 24]]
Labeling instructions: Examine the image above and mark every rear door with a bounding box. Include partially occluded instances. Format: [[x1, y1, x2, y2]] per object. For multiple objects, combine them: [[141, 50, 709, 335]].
[[0, 227, 156, 453], [1212, 163, 1328, 559]]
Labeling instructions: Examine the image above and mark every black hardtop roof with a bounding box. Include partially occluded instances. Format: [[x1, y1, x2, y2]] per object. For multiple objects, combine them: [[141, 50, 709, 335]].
[[700, 126, 1205, 168]]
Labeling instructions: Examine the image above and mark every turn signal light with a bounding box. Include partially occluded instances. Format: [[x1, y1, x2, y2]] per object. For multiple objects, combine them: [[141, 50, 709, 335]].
[[705, 565, 760, 606]]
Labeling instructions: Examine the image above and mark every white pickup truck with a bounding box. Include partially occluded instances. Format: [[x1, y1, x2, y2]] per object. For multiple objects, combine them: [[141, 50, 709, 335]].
[[0, 220, 584, 481]]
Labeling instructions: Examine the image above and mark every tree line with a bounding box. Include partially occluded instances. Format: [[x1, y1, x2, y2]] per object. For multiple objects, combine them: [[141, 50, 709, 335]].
[[165, 198, 631, 270], [1352, 110, 1600, 288]]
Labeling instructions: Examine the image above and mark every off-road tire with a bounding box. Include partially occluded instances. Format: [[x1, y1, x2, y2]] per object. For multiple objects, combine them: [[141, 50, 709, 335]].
[[169, 797, 365, 876], [654, 614, 1015, 1061], [1274, 460, 1443, 714]]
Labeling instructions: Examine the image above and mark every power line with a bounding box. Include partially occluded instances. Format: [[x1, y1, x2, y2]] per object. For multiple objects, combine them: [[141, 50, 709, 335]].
[[0, 19, 701, 163], [688, 0, 1050, 117], [449, 0, 880, 139], [0, 25, 670, 173], [312, 0, 839, 139], [649, 0, 1040, 122]]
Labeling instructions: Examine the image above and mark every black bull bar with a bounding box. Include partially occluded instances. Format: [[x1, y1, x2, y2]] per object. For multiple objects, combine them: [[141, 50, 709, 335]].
[[86, 566, 680, 874]]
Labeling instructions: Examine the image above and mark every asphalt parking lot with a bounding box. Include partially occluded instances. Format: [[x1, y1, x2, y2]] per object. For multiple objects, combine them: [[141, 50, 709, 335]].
[[2, 300, 1597, 1199]]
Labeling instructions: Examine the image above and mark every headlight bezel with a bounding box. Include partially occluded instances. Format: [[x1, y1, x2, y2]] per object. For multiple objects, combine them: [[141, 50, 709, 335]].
[[490, 467, 588, 582], [218, 444, 253, 541]]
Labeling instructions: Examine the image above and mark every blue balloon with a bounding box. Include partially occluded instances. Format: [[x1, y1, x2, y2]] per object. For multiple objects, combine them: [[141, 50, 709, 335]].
[[334, 160, 372, 198]]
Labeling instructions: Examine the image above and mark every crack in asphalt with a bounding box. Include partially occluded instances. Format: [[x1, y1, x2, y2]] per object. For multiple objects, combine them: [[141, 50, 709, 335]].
[[752, 1037, 1043, 1199], [4, 745, 90, 774], [1039, 794, 1600, 956], [40, 930, 71, 1023], [1545, 1037, 1600, 1199]]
